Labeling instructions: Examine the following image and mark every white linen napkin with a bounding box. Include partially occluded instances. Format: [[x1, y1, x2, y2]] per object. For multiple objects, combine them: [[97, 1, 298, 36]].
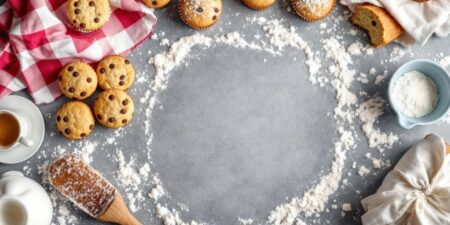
[[361, 134, 450, 225], [340, 0, 450, 46]]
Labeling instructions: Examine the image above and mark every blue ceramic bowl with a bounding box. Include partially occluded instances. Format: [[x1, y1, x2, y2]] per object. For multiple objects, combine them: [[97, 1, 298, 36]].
[[388, 59, 450, 129]]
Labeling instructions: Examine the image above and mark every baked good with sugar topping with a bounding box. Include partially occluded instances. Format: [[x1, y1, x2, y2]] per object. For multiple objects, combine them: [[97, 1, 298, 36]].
[[179, 0, 222, 29], [292, 0, 336, 21]]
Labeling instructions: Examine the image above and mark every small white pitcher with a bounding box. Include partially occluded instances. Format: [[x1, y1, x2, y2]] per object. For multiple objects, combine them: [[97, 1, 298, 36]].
[[0, 171, 53, 225]]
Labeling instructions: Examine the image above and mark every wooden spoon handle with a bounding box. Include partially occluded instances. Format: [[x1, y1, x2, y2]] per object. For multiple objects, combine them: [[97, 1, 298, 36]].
[[99, 191, 142, 225]]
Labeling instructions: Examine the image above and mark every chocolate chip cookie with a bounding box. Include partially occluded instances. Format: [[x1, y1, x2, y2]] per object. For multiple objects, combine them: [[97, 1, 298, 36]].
[[67, 0, 111, 32], [96, 55, 135, 91], [93, 89, 134, 128], [58, 61, 98, 100], [56, 101, 95, 140], [142, 0, 171, 8]]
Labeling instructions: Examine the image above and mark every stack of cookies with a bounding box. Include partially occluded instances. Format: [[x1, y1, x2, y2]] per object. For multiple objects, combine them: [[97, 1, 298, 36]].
[[56, 56, 135, 140]]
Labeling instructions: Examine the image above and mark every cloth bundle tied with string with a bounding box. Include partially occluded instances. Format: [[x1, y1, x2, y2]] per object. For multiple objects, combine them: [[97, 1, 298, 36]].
[[362, 134, 450, 225]]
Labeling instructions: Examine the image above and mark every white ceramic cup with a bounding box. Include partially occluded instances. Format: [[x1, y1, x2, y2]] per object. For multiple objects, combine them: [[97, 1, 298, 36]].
[[0, 110, 33, 150]]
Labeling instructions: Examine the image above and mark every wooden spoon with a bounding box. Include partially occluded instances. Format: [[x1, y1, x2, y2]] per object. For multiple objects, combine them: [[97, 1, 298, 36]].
[[99, 191, 142, 225], [48, 154, 142, 225]]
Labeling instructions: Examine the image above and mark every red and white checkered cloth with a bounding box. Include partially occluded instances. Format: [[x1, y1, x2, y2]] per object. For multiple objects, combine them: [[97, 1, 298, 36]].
[[0, 0, 157, 104]]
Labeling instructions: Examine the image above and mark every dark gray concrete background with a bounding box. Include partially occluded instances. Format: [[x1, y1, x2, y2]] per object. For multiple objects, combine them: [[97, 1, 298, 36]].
[[1, 1, 450, 225]]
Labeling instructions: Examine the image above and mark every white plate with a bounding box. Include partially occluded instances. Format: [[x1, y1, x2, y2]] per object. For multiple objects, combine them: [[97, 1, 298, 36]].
[[0, 95, 45, 164]]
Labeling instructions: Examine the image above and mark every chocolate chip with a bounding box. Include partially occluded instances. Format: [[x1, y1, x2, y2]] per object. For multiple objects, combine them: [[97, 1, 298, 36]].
[[214, 8, 219, 13], [80, 133, 86, 137], [63, 116, 69, 122], [89, 124, 94, 130], [64, 128, 71, 134], [68, 66, 74, 71], [97, 114, 102, 120], [89, 1, 95, 6], [72, 20, 77, 24], [108, 117, 115, 123], [152, 0, 157, 5], [74, 9, 80, 14], [125, 59, 130, 64], [87, 77, 92, 83], [57, 116, 61, 121], [120, 109, 126, 114], [122, 119, 127, 124], [80, 91, 86, 97], [74, 1, 79, 7], [69, 87, 75, 93], [108, 94, 115, 100], [109, 64, 115, 69], [99, 68, 105, 74], [94, 17, 99, 23], [196, 7, 203, 12], [120, 75, 125, 80], [212, 15, 217, 20], [119, 81, 125, 86], [80, 23, 86, 28], [371, 21, 376, 27], [122, 99, 129, 105], [72, 71, 79, 77]]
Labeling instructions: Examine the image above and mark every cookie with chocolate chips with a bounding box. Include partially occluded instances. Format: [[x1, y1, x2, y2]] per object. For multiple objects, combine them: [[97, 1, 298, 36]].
[[142, 0, 171, 8], [67, 0, 111, 33], [93, 89, 134, 128], [96, 55, 135, 91], [56, 101, 95, 140], [58, 61, 98, 100], [179, 0, 222, 29]]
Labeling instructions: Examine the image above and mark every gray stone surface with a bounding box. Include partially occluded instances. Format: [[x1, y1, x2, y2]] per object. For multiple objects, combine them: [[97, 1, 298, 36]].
[[1, 1, 450, 225]]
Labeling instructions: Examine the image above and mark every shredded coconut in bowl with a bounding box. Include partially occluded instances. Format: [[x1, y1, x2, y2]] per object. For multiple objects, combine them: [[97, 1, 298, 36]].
[[392, 70, 439, 118]]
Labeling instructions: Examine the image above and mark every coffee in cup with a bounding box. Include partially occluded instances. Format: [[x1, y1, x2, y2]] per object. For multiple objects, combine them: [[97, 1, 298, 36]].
[[0, 111, 33, 150]]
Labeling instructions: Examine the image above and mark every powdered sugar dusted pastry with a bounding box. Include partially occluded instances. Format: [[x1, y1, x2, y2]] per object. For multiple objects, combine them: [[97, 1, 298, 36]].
[[352, 4, 404, 47], [179, 0, 222, 29], [242, 0, 276, 10], [292, 0, 336, 21]]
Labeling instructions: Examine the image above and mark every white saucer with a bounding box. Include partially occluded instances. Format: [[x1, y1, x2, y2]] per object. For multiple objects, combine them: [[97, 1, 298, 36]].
[[0, 95, 45, 164]]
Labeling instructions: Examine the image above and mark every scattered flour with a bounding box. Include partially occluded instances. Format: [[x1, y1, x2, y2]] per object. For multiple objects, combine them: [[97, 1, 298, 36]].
[[358, 166, 370, 176], [342, 203, 352, 212], [29, 14, 412, 225], [239, 218, 254, 225], [357, 97, 399, 152]]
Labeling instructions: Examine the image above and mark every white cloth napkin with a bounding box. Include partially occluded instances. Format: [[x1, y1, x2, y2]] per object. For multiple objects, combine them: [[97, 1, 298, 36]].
[[361, 134, 450, 225], [340, 0, 450, 46]]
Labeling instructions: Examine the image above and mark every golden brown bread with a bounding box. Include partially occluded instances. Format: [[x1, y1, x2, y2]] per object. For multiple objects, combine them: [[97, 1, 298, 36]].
[[352, 4, 404, 48]]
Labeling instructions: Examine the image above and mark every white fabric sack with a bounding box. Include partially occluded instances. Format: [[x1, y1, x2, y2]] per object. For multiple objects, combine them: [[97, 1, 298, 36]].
[[340, 0, 450, 46], [361, 134, 450, 225]]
